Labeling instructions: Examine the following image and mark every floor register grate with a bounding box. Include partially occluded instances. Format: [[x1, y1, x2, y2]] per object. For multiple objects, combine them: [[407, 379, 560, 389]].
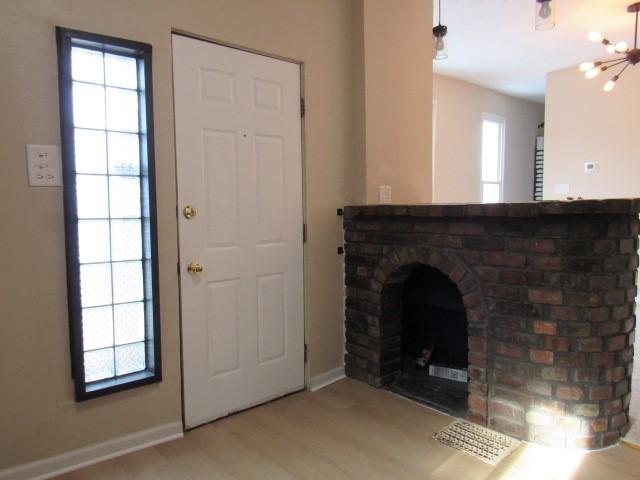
[[433, 420, 521, 466]]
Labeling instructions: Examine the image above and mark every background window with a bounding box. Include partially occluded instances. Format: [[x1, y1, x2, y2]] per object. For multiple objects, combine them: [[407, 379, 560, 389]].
[[56, 27, 160, 400], [481, 114, 505, 203]]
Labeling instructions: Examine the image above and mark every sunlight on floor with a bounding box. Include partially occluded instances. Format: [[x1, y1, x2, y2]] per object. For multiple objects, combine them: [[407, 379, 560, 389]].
[[497, 443, 586, 480]]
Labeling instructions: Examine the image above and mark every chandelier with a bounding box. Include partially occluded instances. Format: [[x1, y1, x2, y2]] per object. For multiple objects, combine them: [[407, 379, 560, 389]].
[[580, 2, 640, 92]]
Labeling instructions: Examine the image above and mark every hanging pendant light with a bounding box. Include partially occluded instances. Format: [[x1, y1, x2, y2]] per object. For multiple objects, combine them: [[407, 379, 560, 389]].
[[580, 2, 640, 92], [535, 0, 556, 30], [433, 0, 448, 60]]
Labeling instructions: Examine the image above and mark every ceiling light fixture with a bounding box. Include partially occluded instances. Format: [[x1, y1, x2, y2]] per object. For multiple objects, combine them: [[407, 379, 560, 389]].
[[535, 0, 556, 31], [581, 2, 640, 92], [433, 0, 448, 60]]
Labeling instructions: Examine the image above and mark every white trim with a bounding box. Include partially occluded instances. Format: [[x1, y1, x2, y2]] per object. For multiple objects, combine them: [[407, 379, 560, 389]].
[[0, 422, 183, 480], [431, 100, 437, 202], [308, 366, 346, 392], [481, 112, 506, 203]]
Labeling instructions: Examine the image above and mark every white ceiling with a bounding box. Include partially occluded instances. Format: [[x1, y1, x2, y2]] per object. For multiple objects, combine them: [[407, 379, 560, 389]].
[[432, 0, 636, 103]]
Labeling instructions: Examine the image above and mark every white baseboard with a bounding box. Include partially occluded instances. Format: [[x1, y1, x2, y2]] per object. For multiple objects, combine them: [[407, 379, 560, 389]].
[[0, 422, 183, 480], [309, 366, 345, 392]]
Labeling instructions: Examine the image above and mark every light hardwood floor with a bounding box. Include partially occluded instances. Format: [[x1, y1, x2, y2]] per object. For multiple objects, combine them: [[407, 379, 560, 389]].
[[55, 379, 640, 480]]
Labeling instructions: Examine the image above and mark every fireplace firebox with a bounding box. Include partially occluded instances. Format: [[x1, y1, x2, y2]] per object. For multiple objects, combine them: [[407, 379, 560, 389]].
[[343, 200, 639, 449], [387, 264, 469, 416]]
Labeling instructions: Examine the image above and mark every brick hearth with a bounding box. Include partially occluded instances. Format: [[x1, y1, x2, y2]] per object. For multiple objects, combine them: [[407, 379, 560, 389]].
[[343, 200, 639, 449]]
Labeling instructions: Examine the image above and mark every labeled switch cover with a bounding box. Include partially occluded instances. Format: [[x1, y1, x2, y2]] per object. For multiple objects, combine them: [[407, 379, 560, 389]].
[[27, 145, 62, 186]]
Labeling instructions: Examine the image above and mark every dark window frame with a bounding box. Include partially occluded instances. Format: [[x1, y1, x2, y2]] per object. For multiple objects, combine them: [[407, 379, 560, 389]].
[[56, 27, 161, 401]]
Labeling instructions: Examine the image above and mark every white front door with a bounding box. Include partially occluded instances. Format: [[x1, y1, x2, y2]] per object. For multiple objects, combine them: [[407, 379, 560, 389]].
[[172, 34, 305, 429]]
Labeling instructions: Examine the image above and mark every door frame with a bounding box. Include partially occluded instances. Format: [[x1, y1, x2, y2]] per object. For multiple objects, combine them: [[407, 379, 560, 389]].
[[170, 29, 309, 429]]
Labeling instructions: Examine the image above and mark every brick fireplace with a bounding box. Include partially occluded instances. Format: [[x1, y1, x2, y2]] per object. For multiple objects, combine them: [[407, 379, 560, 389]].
[[343, 200, 639, 449]]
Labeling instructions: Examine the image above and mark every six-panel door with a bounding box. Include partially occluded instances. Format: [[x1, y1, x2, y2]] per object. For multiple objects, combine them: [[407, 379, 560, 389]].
[[173, 34, 304, 428]]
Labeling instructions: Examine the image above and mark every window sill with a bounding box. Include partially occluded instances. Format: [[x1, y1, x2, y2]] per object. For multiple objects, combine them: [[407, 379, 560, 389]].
[[79, 369, 161, 401]]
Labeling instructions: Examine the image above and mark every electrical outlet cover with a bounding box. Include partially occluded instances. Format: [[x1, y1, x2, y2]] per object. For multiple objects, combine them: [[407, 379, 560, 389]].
[[378, 185, 391, 204]]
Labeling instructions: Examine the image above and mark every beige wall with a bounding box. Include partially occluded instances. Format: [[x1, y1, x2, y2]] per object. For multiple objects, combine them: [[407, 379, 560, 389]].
[[0, 0, 357, 469], [433, 74, 544, 203], [361, 0, 433, 204], [544, 65, 640, 200], [351, 0, 368, 203]]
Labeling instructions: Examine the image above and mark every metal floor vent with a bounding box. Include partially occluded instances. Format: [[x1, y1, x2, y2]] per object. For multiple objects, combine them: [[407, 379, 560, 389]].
[[433, 420, 521, 466]]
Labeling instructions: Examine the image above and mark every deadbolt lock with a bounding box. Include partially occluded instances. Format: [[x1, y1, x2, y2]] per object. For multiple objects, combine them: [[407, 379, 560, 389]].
[[183, 205, 197, 219], [187, 261, 204, 274]]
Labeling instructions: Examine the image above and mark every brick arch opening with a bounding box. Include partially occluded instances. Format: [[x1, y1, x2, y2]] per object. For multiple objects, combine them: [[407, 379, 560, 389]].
[[364, 247, 489, 425]]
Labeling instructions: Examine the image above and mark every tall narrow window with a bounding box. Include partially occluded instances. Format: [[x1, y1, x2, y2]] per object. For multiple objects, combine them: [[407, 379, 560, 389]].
[[481, 114, 505, 203], [56, 27, 161, 400]]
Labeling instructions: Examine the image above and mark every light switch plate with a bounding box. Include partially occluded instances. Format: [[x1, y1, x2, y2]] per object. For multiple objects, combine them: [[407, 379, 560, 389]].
[[554, 183, 569, 195], [27, 145, 62, 186], [378, 185, 391, 204]]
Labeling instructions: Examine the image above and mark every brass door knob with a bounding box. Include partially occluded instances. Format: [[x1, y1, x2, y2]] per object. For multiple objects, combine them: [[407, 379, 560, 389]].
[[187, 261, 204, 274], [183, 205, 197, 219]]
